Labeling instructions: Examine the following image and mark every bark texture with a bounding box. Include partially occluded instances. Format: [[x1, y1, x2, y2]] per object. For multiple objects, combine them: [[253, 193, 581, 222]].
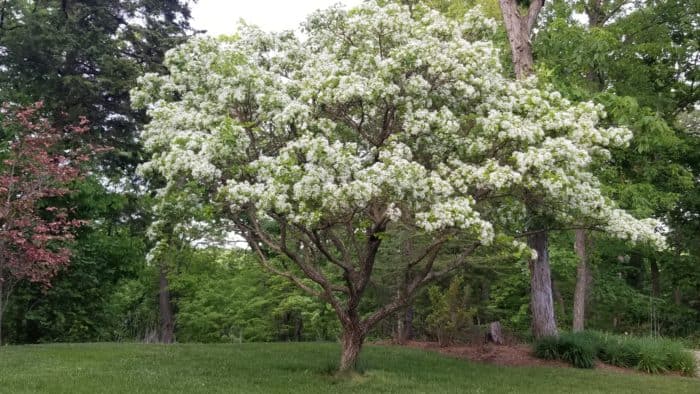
[[339, 318, 365, 372], [489, 321, 505, 345], [498, 0, 544, 79], [528, 230, 558, 338]]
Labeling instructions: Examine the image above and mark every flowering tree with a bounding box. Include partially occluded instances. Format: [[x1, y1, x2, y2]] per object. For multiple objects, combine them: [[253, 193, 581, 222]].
[[134, 2, 664, 371], [0, 103, 88, 344]]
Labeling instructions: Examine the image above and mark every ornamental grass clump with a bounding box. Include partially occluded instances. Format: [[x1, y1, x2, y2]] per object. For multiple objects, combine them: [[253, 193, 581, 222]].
[[533, 336, 559, 360], [533, 332, 595, 368], [596, 335, 641, 368], [557, 332, 596, 369], [535, 331, 696, 376]]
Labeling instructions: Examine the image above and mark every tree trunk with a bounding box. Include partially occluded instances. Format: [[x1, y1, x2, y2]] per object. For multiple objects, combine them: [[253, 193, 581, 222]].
[[650, 259, 660, 297], [501, 7, 533, 79], [294, 313, 303, 341], [573, 229, 590, 332], [499, 0, 544, 80], [0, 279, 3, 346], [673, 286, 681, 305], [339, 323, 365, 372], [552, 278, 565, 317], [158, 263, 175, 344], [489, 321, 505, 345], [396, 305, 414, 344], [528, 231, 558, 338], [628, 250, 644, 289], [500, 0, 554, 339]]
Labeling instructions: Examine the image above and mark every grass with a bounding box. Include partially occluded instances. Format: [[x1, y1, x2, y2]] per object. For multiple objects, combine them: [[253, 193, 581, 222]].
[[0, 342, 698, 393]]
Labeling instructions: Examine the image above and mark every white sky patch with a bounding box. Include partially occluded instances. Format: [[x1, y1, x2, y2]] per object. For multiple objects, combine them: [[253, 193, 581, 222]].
[[191, 0, 365, 36]]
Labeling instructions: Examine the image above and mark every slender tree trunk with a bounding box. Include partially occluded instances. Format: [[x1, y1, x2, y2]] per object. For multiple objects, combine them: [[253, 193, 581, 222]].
[[629, 249, 644, 289], [573, 229, 590, 332], [528, 231, 558, 338], [673, 286, 681, 305], [158, 263, 175, 344], [0, 279, 3, 346], [552, 279, 565, 316], [339, 315, 365, 372], [650, 259, 660, 297], [294, 313, 303, 341]]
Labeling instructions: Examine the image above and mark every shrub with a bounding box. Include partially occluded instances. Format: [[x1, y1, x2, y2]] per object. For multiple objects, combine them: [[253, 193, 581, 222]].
[[425, 277, 475, 347], [557, 333, 596, 369], [666, 347, 697, 376], [533, 336, 560, 360], [656, 338, 697, 376]]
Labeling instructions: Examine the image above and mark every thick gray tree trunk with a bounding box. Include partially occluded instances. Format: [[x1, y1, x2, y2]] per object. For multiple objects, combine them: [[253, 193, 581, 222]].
[[573, 229, 591, 332], [528, 231, 558, 338], [158, 263, 175, 344], [499, 0, 556, 339]]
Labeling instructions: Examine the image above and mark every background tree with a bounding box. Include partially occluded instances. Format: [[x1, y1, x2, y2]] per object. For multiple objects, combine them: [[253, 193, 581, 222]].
[[0, 0, 195, 175], [0, 103, 88, 344], [0, 0, 195, 343], [534, 0, 698, 334]]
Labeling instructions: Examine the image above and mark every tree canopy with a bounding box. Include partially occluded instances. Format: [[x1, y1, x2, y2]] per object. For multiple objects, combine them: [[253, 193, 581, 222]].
[[134, 2, 664, 370]]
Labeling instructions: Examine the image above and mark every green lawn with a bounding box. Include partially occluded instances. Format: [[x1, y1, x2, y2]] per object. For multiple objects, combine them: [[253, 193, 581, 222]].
[[0, 343, 697, 393]]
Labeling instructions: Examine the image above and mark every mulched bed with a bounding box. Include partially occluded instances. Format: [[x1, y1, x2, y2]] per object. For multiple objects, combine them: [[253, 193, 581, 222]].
[[378, 340, 645, 375]]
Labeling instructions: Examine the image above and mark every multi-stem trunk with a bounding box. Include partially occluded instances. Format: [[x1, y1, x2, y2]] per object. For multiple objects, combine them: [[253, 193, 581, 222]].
[[528, 230, 558, 338], [573, 229, 590, 332]]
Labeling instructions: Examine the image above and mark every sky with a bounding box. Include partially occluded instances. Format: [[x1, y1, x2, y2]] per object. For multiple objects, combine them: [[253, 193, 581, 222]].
[[191, 0, 365, 36]]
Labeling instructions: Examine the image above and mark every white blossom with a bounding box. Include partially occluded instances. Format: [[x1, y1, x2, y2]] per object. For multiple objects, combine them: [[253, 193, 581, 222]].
[[133, 1, 665, 252]]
